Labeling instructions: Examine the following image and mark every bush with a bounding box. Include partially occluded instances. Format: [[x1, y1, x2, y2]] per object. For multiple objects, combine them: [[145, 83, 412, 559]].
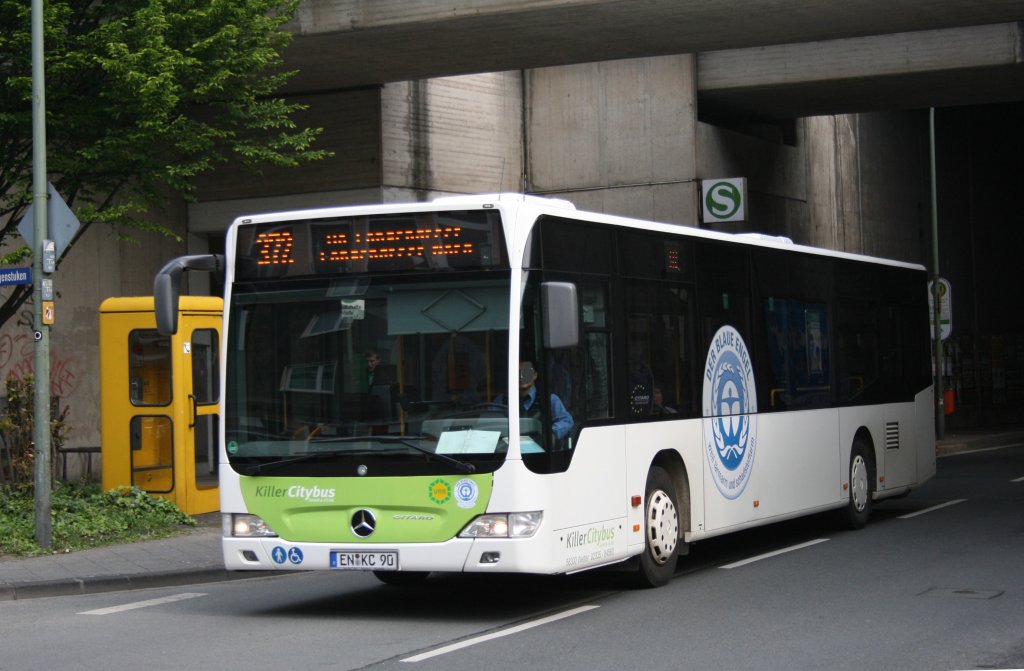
[[0, 482, 195, 556], [0, 375, 70, 486]]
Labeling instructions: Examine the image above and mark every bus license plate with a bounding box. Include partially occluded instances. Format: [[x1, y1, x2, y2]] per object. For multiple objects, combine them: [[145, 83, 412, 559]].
[[330, 550, 399, 571]]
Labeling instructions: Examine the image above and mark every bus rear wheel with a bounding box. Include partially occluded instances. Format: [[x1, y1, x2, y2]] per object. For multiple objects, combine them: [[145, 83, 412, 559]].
[[841, 440, 873, 530], [635, 466, 680, 588]]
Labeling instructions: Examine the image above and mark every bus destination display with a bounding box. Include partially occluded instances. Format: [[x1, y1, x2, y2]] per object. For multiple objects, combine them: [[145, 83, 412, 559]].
[[234, 211, 507, 278]]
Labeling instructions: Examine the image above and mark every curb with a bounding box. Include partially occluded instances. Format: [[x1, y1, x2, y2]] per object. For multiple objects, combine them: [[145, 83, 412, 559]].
[[0, 568, 275, 602]]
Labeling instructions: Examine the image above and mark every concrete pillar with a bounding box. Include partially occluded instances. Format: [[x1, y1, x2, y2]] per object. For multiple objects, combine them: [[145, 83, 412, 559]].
[[381, 72, 523, 199], [526, 55, 699, 225]]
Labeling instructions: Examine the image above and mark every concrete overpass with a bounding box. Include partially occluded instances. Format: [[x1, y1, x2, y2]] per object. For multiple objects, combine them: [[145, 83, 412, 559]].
[[283, 0, 1024, 119], [27, 2, 1021, 456]]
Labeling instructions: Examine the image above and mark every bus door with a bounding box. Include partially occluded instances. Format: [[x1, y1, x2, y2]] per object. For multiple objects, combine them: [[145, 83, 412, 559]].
[[180, 313, 220, 514]]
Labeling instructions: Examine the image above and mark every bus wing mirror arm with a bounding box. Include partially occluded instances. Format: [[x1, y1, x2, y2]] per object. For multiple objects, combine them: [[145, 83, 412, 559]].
[[154, 254, 224, 336], [541, 281, 579, 349]]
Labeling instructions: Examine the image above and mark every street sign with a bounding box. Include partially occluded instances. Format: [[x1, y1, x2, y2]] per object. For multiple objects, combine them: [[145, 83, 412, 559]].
[[18, 182, 81, 259], [701, 177, 747, 224], [929, 277, 952, 340], [0, 267, 32, 286], [43, 239, 56, 273]]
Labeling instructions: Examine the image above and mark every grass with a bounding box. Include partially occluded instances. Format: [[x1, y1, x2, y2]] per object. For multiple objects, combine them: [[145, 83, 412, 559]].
[[0, 482, 196, 557]]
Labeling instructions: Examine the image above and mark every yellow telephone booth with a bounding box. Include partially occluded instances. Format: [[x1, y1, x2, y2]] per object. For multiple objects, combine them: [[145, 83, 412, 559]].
[[100, 296, 222, 515]]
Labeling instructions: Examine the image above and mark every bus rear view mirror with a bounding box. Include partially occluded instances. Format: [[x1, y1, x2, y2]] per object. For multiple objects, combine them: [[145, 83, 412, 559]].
[[153, 254, 223, 335], [541, 281, 579, 349]]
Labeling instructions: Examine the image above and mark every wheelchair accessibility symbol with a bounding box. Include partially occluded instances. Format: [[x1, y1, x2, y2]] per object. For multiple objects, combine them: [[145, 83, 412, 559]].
[[271, 546, 304, 565]]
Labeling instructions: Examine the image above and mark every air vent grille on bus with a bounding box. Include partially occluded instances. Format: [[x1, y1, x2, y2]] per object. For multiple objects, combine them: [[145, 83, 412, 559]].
[[885, 422, 900, 450]]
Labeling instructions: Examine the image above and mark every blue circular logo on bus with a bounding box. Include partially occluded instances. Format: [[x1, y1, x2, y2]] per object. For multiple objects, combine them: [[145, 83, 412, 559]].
[[703, 325, 757, 500]]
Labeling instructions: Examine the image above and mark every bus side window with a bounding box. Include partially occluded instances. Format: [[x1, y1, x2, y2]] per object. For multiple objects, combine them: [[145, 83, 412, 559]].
[[696, 241, 752, 353], [536, 280, 613, 428], [625, 280, 695, 419]]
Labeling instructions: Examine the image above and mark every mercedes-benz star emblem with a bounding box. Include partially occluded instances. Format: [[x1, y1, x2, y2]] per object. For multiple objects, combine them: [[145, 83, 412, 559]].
[[351, 509, 376, 538]]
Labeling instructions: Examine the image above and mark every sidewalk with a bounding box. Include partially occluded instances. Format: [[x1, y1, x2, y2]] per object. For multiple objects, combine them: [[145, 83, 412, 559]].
[[934, 424, 1024, 457], [0, 513, 266, 601], [2, 426, 1023, 601]]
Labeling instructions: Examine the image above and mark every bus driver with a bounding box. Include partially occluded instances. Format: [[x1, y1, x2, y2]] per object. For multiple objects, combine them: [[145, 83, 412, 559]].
[[516, 361, 573, 444]]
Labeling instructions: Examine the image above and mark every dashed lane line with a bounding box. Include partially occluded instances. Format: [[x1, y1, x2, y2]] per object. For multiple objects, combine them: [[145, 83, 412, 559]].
[[401, 605, 600, 662], [718, 538, 830, 570], [898, 499, 967, 520], [77, 592, 207, 615]]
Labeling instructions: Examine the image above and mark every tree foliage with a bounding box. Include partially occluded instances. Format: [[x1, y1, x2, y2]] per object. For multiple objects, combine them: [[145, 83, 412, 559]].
[[0, 0, 327, 322]]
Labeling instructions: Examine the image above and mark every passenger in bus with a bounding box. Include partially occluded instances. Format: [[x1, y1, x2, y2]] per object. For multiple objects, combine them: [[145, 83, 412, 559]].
[[653, 384, 677, 417], [363, 350, 381, 387], [362, 349, 397, 422]]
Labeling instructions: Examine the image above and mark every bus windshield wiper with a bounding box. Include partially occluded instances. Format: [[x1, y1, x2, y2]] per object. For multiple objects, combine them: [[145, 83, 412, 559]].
[[242, 435, 475, 475], [241, 450, 347, 476], [323, 438, 479, 475]]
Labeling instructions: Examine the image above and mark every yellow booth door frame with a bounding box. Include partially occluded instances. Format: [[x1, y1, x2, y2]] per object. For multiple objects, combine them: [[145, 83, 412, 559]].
[[100, 296, 222, 515]]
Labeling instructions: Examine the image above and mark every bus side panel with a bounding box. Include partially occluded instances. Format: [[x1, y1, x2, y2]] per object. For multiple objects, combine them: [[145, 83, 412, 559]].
[[623, 419, 704, 548], [482, 426, 629, 575], [547, 425, 628, 573], [838, 394, 935, 498], [915, 388, 937, 485], [880, 401, 923, 491], [703, 409, 840, 533]]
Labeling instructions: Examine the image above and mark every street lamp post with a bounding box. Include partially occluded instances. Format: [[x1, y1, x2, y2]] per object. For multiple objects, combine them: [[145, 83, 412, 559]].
[[31, 0, 52, 548], [930, 108, 945, 441]]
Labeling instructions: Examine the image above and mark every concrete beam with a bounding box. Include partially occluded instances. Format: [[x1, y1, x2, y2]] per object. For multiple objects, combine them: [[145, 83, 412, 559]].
[[698, 23, 1024, 118], [282, 0, 1024, 91]]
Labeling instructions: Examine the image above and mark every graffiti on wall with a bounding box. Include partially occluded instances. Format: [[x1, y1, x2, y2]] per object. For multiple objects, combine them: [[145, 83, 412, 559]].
[[0, 311, 83, 399]]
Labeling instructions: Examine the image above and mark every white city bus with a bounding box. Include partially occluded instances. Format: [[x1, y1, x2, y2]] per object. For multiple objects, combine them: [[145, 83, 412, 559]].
[[154, 194, 935, 587]]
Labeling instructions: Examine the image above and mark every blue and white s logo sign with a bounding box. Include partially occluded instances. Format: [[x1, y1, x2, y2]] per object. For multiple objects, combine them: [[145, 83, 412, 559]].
[[703, 325, 757, 499]]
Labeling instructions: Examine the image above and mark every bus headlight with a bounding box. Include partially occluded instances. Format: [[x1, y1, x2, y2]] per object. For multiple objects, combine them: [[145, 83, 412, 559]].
[[227, 513, 278, 538], [458, 512, 542, 538]]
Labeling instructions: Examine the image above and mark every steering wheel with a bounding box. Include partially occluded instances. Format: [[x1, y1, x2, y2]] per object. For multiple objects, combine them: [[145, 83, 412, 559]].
[[469, 402, 509, 412]]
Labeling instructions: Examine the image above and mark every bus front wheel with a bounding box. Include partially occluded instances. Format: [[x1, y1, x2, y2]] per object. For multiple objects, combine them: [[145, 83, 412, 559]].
[[635, 466, 680, 588]]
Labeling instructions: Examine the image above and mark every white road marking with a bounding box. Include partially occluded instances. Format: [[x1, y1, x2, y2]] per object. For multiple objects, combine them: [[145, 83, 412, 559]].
[[1011, 476, 1024, 483], [77, 592, 207, 615], [401, 605, 600, 662], [719, 538, 830, 569], [898, 498, 967, 519], [944, 443, 1023, 456]]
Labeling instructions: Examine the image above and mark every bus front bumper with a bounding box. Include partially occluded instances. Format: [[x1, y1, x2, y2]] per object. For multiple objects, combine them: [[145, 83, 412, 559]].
[[222, 535, 559, 575]]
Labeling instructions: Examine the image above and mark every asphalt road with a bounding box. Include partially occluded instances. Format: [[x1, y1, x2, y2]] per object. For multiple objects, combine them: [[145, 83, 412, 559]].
[[1, 445, 1021, 671]]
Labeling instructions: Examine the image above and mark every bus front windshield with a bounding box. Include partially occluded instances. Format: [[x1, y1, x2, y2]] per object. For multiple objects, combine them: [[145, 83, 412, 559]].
[[225, 273, 511, 476]]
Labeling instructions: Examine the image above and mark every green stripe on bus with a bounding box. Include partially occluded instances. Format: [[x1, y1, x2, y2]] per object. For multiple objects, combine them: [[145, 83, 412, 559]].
[[239, 474, 492, 543]]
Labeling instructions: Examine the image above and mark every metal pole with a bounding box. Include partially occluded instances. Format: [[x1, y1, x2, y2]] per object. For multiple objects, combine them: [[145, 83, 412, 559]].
[[31, 0, 52, 547], [929, 108, 945, 440]]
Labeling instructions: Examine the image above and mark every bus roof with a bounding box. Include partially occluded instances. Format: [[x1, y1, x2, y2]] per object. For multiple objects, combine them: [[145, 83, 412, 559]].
[[230, 192, 926, 272]]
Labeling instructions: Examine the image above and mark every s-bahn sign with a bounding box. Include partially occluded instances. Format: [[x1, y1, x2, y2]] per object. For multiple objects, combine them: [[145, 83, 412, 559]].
[[701, 178, 747, 224]]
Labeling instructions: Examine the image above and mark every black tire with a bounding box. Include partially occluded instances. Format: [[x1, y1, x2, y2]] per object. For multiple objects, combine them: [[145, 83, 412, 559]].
[[841, 440, 874, 530], [634, 466, 680, 588], [373, 570, 430, 586]]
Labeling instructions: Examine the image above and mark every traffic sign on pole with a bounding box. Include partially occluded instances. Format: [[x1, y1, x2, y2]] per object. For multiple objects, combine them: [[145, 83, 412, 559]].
[[18, 181, 81, 260], [928, 278, 952, 340]]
